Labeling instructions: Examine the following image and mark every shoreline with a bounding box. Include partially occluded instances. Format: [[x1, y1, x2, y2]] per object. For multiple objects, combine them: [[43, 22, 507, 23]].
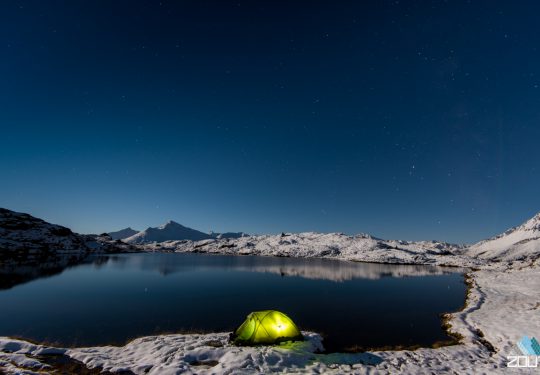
[[1, 250, 537, 374]]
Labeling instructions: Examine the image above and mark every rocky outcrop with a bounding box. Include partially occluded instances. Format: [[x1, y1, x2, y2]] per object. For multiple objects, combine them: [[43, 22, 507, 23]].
[[0, 208, 139, 289]]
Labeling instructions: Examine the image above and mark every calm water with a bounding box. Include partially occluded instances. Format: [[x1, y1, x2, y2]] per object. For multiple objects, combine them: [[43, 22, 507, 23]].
[[0, 253, 466, 352]]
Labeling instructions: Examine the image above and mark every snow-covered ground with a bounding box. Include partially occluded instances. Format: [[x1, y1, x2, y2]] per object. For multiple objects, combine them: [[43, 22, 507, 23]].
[[1, 209, 539, 374]]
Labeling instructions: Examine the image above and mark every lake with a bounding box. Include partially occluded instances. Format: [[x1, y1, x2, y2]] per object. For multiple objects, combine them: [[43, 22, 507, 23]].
[[0, 253, 467, 352]]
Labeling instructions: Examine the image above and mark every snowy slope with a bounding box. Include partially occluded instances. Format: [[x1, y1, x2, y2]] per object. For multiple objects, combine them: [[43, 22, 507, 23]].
[[466, 212, 540, 261], [124, 221, 212, 243], [0, 208, 89, 260], [145, 232, 475, 268], [108, 227, 139, 240]]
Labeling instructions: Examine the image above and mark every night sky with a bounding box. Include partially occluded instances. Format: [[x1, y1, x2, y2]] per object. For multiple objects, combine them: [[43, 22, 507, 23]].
[[1, 1, 540, 243]]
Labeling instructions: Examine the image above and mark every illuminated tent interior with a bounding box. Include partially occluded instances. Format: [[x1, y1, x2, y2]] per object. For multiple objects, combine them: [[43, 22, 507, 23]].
[[231, 310, 303, 345]]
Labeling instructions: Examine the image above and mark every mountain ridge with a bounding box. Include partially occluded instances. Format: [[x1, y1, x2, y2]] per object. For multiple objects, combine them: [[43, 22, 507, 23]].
[[2, 207, 539, 263], [121, 221, 249, 243], [124, 221, 212, 244], [466, 212, 540, 260], [108, 227, 139, 240]]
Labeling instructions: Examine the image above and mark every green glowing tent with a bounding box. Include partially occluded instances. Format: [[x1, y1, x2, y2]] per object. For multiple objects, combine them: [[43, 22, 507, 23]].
[[231, 310, 303, 345]]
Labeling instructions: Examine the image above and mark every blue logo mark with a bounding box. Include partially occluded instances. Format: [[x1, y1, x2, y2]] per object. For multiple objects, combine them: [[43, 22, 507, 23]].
[[517, 336, 540, 356]]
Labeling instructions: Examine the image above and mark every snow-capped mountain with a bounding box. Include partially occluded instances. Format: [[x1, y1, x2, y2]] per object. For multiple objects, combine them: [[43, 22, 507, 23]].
[[466, 212, 540, 261], [108, 227, 139, 240], [124, 221, 212, 243]]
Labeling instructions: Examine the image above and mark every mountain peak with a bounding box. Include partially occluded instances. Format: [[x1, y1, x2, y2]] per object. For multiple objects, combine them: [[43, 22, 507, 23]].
[[159, 220, 184, 229], [467, 210, 540, 260], [125, 221, 211, 244], [526, 211, 540, 224], [501, 211, 540, 236]]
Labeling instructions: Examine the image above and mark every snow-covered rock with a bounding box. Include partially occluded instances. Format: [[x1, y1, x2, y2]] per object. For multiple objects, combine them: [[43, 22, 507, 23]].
[[124, 221, 212, 244], [0, 208, 139, 289], [144, 232, 476, 268], [0, 208, 90, 262], [108, 227, 139, 240], [0, 208, 139, 260], [209, 231, 248, 239], [466, 212, 540, 262]]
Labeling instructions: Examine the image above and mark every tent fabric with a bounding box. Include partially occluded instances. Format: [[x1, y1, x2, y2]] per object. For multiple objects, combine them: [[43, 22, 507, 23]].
[[231, 310, 303, 345]]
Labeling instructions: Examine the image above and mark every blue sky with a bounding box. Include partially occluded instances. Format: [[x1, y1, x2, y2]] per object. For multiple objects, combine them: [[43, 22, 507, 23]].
[[1, 1, 539, 243]]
